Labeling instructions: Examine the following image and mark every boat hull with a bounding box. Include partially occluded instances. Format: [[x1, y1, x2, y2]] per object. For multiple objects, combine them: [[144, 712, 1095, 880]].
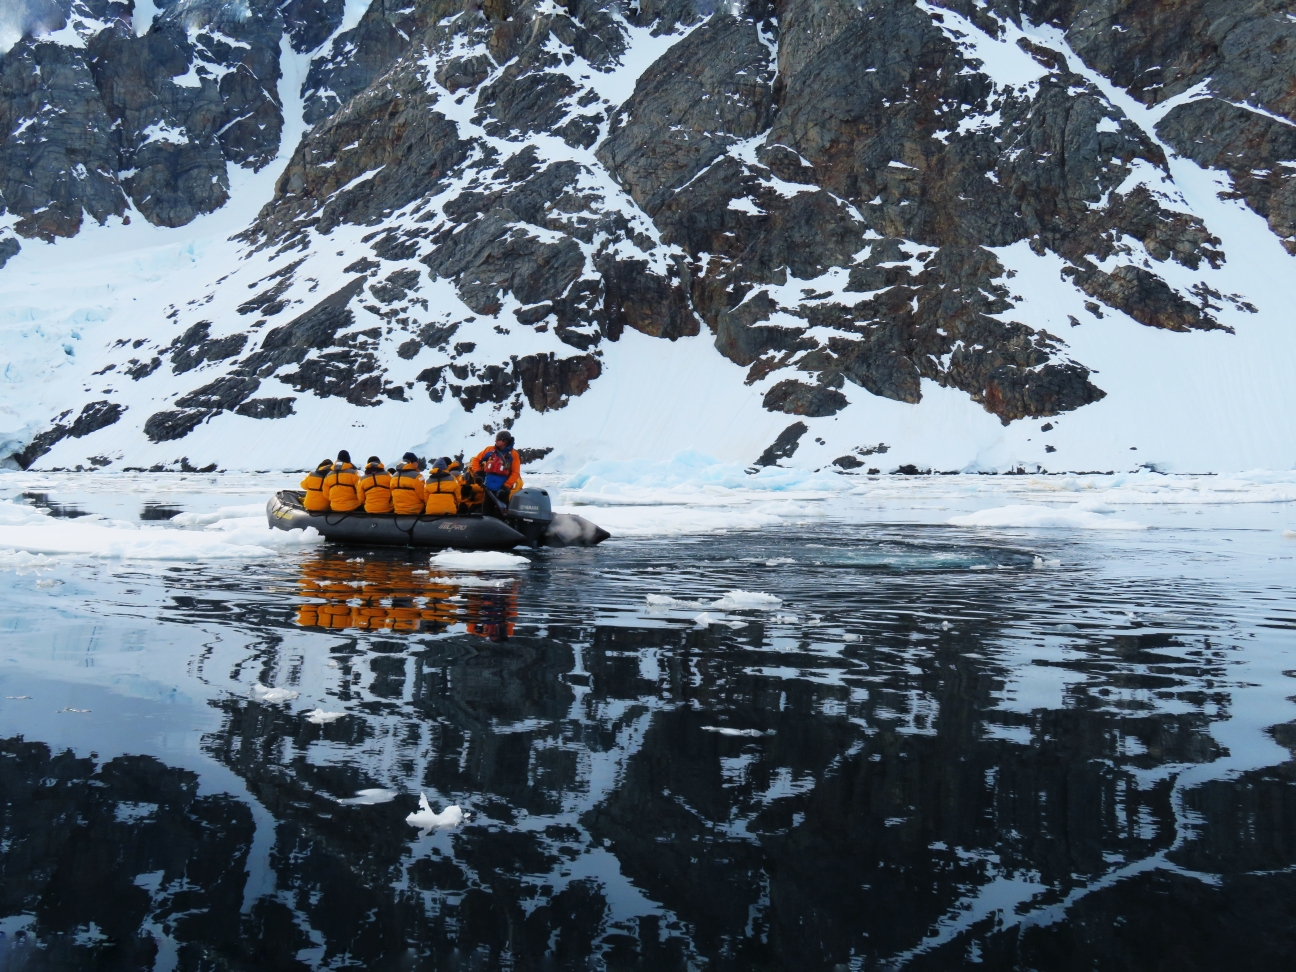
[[267, 491, 527, 549]]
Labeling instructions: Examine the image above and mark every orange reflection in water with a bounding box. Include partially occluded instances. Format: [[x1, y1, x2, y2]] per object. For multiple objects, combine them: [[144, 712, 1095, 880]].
[[294, 554, 517, 637]]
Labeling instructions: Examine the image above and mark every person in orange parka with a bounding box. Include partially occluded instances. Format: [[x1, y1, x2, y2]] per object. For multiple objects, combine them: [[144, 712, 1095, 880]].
[[470, 431, 522, 507], [322, 450, 362, 512], [389, 452, 427, 514], [300, 459, 334, 511], [424, 457, 461, 515], [356, 456, 393, 513]]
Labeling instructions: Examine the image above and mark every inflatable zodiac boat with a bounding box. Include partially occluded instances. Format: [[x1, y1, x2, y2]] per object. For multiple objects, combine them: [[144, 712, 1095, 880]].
[[266, 487, 610, 550]]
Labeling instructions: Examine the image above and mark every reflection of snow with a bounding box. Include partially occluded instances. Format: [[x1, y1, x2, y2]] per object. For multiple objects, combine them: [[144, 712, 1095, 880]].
[[995, 663, 1075, 715], [983, 723, 1033, 745]]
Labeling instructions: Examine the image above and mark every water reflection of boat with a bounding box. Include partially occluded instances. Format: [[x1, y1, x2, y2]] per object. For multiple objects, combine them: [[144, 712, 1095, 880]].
[[295, 553, 517, 635], [267, 487, 610, 549]]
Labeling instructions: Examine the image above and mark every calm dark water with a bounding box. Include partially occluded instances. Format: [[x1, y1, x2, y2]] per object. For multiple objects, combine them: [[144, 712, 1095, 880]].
[[1, 523, 1295, 970]]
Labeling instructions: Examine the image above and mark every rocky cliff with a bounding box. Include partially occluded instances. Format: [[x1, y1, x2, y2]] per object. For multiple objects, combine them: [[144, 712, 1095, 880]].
[[1, 0, 1294, 472]]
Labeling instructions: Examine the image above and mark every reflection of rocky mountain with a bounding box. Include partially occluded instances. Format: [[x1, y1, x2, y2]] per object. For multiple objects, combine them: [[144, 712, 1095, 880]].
[[5, 0, 1296, 470], [7, 543, 1295, 968], [0, 737, 257, 969]]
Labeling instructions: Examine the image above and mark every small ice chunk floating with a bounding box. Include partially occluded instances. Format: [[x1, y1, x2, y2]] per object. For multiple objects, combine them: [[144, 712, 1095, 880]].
[[406, 794, 465, 833], [266, 487, 610, 550]]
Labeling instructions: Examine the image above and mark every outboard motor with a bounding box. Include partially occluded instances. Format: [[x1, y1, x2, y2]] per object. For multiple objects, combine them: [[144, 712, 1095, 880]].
[[507, 487, 554, 546]]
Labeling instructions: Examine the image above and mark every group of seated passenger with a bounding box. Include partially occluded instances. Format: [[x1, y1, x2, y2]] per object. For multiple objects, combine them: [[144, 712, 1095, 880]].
[[300, 431, 523, 516]]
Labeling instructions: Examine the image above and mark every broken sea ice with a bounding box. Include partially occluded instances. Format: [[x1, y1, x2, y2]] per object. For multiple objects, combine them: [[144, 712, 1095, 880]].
[[406, 793, 466, 834]]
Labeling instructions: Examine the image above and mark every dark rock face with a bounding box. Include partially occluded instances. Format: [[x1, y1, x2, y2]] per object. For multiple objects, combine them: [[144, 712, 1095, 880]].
[[515, 352, 602, 412], [763, 379, 848, 418], [598, 16, 777, 217], [174, 376, 262, 411], [0, 37, 129, 239], [15, 399, 124, 468], [234, 397, 296, 419], [301, 0, 429, 125], [1023, 0, 1296, 251], [236, 278, 366, 377], [144, 408, 212, 443], [755, 421, 808, 466], [0, 0, 286, 238], [1157, 97, 1296, 253], [281, 0, 347, 53], [168, 323, 248, 375]]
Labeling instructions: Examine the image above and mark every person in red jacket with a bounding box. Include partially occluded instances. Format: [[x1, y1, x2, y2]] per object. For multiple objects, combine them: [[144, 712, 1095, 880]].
[[470, 431, 522, 508]]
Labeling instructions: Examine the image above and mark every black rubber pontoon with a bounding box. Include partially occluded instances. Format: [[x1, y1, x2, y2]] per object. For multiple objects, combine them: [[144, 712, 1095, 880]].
[[267, 489, 610, 549]]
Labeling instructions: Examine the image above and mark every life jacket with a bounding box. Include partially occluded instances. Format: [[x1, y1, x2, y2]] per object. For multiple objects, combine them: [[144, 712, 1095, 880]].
[[322, 462, 361, 512], [300, 462, 333, 511], [357, 464, 393, 514], [472, 446, 521, 494], [389, 463, 427, 515], [424, 470, 460, 516]]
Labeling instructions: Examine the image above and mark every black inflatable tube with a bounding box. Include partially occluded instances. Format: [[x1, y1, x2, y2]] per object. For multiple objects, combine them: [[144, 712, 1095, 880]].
[[267, 491, 527, 550]]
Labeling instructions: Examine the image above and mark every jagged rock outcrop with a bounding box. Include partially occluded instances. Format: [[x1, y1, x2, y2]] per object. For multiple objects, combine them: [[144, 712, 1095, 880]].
[[0, 0, 287, 242], [14, 399, 122, 467]]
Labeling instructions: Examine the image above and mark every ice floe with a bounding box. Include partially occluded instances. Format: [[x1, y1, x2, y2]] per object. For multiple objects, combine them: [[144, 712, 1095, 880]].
[[430, 550, 529, 571], [694, 612, 745, 629], [711, 590, 783, 609], [563, 503, 788, 537], [647, 590, 782, 611], [405, 793, 465, 833], [170, 504, 266, 528], [701, 726, 776, 737], [339, 788, 397, 806], [304, 709, 345, 725], [249, 683, 299, 703], [563, 451, 843, 494], [0, 499, 320, 562], [949, 505, 1145, 530], [645, 594, 707, 609], [0, 550, 58, 571]]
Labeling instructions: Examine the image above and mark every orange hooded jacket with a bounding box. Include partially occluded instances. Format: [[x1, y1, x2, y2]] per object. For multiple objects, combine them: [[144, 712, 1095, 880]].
[[389, 462, 427, 514], [424, 470, 461, 515], [322, 462, 362, 512], [356, 463, 393, 513], [300, 461, 333, 511]]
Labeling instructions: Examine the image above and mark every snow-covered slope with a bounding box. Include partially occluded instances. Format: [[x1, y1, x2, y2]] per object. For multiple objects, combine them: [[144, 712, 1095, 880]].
[[1, 0, 1294, 474]]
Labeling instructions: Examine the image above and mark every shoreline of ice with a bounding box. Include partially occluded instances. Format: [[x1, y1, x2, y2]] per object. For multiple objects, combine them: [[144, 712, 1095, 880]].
[[0, 457, 1290, 566]]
